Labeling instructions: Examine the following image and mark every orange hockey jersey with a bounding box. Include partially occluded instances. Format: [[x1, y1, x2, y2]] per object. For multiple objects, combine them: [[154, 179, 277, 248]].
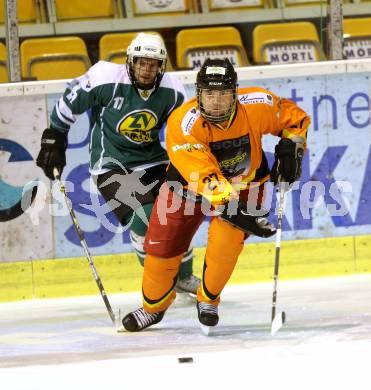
[[166, 87, 310, 205]]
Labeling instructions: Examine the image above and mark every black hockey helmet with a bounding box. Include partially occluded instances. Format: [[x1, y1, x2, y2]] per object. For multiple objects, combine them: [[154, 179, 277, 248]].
[[196, 57, 237, 90], [196, 58, 238, 123]]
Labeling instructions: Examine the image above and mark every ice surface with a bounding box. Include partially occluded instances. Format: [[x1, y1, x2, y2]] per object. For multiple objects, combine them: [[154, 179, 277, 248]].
[[1, 275, 371, 390]]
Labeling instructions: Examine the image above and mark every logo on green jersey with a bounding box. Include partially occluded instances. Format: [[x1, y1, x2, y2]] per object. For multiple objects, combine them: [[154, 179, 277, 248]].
[[117, 110, 158, 143]]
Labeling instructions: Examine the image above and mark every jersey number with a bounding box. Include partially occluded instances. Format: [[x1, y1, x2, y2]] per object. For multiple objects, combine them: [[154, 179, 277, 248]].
[[113, 97, 124, 110], [66, 84, 81, 103]]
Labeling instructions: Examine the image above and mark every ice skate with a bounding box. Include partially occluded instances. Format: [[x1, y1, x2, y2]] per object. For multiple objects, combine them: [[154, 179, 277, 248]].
[[122, 307, 165, 332], [175, 274, 201, 295], [197, 301, 219, 336]]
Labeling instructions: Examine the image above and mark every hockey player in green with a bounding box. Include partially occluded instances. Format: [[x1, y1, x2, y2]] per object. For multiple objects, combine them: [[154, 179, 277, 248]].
[[36, 33, 200, 294]]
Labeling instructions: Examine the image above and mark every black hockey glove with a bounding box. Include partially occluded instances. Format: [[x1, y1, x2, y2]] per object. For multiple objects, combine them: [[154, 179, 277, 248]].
[[218, 201, 276, 238], [271, 138, 304, 186], [36, 128, 68, 180]]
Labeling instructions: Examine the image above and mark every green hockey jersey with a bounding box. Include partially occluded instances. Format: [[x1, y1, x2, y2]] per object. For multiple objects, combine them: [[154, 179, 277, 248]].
[[50, 61, 187, 174]]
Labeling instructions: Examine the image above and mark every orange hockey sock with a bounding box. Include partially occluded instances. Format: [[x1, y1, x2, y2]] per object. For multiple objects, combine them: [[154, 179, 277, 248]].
[[142, 254, 183, 313]]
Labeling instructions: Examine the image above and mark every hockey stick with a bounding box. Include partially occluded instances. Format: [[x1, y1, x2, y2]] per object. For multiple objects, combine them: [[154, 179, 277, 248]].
[[53, 168, 117, 328], [270, 182, 286, 335]]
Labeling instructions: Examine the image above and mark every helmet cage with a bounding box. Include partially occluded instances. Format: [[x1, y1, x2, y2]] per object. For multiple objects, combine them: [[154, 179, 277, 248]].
[[197, 87, 237, 123]]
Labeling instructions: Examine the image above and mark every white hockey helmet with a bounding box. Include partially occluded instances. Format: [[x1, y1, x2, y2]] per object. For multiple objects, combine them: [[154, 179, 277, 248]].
[[126, 33, 167, 90]]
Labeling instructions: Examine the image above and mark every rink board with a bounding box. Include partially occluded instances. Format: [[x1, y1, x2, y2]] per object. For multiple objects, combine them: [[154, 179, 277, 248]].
[[1, 234, 371, 302]]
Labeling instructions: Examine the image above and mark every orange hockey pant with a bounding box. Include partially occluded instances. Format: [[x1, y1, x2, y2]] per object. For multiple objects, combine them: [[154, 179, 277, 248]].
[[142, 183, 264, 313]]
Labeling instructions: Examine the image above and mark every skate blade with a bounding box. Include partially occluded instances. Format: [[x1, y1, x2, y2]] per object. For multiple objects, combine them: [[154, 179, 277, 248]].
[[115, 308, 126, 333], [270, 311, 286, 336], [116, 325, 126, 333], [200, 324, 215, 336]]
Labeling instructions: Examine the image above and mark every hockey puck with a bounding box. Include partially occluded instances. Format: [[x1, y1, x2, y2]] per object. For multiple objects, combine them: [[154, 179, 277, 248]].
[[178, 357, 193, 363]]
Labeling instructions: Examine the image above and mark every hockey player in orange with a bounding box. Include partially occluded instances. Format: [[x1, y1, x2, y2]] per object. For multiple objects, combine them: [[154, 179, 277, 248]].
[[122, 58, 310, 332]]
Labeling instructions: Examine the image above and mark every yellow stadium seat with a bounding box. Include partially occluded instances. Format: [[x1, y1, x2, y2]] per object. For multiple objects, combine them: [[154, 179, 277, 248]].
[[0, 0, 41, 24], [253, 22, 325, 64], [54, 0, 119, 20], [343, 17, 371, 59], [176, 26, 249, 70], [20, 37, 91, 81], [279, 0, 329, 5], [279, 0, 350, 6], [0, 42, 8, 83], [131, 0, 195, 16], [99, 32, 174, 70], [207, 0, 270, 11], [277, 0, 323, 7]]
